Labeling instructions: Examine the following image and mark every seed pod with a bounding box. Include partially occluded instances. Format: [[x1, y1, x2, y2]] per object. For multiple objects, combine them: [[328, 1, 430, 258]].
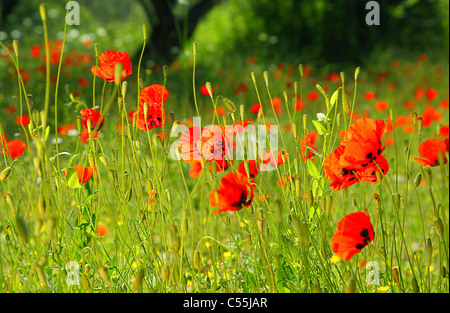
[[162, 264, 170, 282], [326, 195, 333, 216], [0, 167, 11, 181], [247, 234, 252, 246], [306, 190, 313, 207]]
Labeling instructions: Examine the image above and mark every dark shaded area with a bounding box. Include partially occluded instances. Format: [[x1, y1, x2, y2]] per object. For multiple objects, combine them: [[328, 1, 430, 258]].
[[0, 0, 19, 28], [228, 0, 448, 67], [134, 0, 222, 66]]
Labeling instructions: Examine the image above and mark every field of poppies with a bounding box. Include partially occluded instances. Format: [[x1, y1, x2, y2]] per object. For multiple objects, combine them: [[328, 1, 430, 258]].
[[0, 3, 449, 295]]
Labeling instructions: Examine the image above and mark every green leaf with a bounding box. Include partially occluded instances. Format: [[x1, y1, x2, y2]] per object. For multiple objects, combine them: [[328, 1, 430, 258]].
[[312, 120, 327, 135], [307, 159, 320, 179]]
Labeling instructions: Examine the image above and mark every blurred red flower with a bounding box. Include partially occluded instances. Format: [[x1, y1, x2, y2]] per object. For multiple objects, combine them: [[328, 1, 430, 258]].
[[414, 138, 448, 166], [80, 108, 104, 131]]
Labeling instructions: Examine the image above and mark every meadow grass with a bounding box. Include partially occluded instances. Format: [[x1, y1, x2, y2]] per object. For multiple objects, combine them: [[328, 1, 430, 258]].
[[0, 5, 448, 294]]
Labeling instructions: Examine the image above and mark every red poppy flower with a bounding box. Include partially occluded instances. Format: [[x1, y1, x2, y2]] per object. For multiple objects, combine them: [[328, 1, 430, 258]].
[[73, 165, 95, 184], [0, 132, 8, 147], [419, 107, 442, 127], [209, 172, 254, 214], [277, 174, 296, 187], [404, 101, 415, 109], [237, 160, 259, 179], [300, 131, 318, 160], [1, 139, 27, 159], [139, 84, 169, 107], [330, 210, 374, 261], [91, 50, 132, 82], [178, 126, 205, 162], [189, 160, 203, 179], [415, 87, 425, 100], [306, 91, 319, 101], [339, 118, 387, 170], [15, 115, 30, 126], [414, 138, 448, 166], [133, 103, 165, 131], [80, 108, 104, 131], [439, 100, 449, 109], [77, 77, 89, 88], [439, 125, 449, 138], [80, 128, 99, 144]]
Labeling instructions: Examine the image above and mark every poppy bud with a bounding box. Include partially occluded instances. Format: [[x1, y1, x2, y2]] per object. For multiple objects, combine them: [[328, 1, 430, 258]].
[[306, 190, 313, 207], [4, 192, 14, 210], [295, 179, 301, 197], [192, 41, 197, 56], [35, 264, 47, 289], [257, 217, 263, 234], [325, 95, 330, 113], [39, 4, 47, 22], [98, 266, 112, 287], [417, 117, 423, 137], [182, 218, 189, 235], [394, 193, 401, 209], [247, 234, 252, 246], [85, 264, 91, 275], [434, 217, 444, 237], [345, 276, 356, 293], [392, 267, 404, 292], [414, 172, 423, 187], [292, 216, 309, 247], [114, 62, 123, 86], [343, 94, 350, 114], [15, 215, 28, 243], [222, 97, 236, 113], [303, 114, 308, 131], [38, 192, 45, 215], [142, 22, 147, 41], [45, 216, 56, 242], [251, 72, 256, 85], [354, 67, 360, 81], [0, 167, 11, 181], [263, 71, 269, 87], [205, 82, 213, 98], [298, 64, 304, 78], [132, 268, 145, 292], [162, 65, 168, 81], [88, 151, 95, 167], [99, 154, 108, 167], [411, 278, 420, 293], [125, 187, 132, 202], [82, 275, 91, 291], [326, 195, 333, 216], [193, 249, 201, 270], [425, 237, 432, 267], [162, 264, 171, 282]]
